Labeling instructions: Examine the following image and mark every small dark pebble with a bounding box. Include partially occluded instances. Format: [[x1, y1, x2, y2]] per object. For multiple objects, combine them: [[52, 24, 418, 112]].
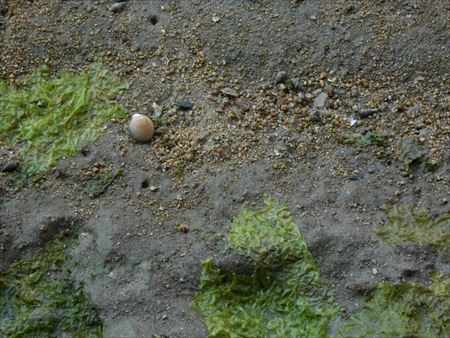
[[274, 70, 289, 85], [2, 161, 19, 173], [179, 100, 193, 111], [358, 108, 379, 118]]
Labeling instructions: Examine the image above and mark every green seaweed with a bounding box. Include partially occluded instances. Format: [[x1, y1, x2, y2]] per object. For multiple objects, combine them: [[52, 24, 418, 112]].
[[344, 130, 388, 148], [80, 166, 123, 198], [171, 164, 185, 179], [336, 273, 450, 338], [398, 137, 438, 175], [0, 240, 102, 337], [191, 199, 338, 338], [0, 62, 129, 182], [374, 205, 450, 250]]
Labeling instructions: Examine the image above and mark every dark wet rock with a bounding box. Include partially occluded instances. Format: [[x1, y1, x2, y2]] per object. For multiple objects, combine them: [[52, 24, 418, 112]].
[[179, 99, 194, 111], [2, 161, 18, 172], [274, 70, 288, 85], [358, 108, 379, 118]]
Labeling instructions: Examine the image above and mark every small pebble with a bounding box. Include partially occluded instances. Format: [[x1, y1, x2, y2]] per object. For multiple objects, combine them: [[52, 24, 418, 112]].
[[152, 102, 163, 117], [313, 92, 328, 108], [220, 87, 239, 98]]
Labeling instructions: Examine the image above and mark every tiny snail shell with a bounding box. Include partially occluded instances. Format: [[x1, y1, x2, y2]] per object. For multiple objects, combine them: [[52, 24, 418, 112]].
[[128, 113, 155, 142]]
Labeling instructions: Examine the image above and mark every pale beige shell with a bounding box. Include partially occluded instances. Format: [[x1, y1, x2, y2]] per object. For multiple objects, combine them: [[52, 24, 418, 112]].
[[128, 114, 155, 142]]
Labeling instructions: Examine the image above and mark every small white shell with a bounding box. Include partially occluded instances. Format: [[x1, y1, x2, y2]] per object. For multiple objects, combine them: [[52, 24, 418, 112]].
[[129, 114, 155, 142]]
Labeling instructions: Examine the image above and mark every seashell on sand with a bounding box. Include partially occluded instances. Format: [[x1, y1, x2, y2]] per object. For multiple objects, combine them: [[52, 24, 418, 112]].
[[128, 113, 155, 142]]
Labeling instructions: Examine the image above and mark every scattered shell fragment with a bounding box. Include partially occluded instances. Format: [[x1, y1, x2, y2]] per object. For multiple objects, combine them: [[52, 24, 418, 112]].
[[129, 113, 155, 142], [109, 2, 126, 13], [221, 87, 239, 97], [152, 102, 163, 118]]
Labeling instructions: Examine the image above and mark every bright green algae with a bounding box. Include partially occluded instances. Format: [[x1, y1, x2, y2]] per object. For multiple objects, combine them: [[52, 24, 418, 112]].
[[191, 200, 450, 338], [191, 199, 339, 338], [0, 63, 128, 181], [0, 240, 102, 337], [337, 273, 450, 338]]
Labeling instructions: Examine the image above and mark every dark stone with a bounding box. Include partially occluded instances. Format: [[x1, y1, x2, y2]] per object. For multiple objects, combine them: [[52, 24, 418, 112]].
[[274, 71, 288, 85], [358, 108, 379, 118], [179, 100, 193, 111], [2, 161, 18, 173]]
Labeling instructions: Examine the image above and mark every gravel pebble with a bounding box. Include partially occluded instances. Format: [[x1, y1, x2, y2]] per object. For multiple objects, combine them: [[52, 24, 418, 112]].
[[313, 92, 328, 108]]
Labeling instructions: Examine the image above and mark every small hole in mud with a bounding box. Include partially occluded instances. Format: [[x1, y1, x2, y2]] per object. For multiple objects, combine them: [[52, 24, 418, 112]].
[[141, 179, 149, 189], [148, 14, 158, 25], [80, 148, 90, 157], [402, 269, 417, 278]]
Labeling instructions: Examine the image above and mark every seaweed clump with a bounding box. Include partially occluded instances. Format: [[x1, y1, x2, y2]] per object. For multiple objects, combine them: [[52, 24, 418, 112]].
[[337, 273, 450, 338], [397, 137, 438, 175], [191, 199, 338, 337], [80, 166, 123, 198], [0, 240, 102, 337], [345, 130, 388, 148], [374, 205, 450, 251], [0, 62, 128, 182]]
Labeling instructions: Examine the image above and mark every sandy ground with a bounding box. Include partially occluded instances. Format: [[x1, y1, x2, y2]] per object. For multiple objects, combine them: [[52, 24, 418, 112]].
[[1, 0, 449, 337]]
